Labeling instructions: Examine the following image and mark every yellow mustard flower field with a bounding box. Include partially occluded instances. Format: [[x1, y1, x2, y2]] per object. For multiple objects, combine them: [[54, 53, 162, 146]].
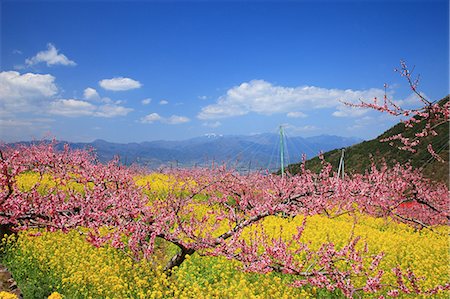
[[2, 213, 449, 298], [1, 172, 449, 298]]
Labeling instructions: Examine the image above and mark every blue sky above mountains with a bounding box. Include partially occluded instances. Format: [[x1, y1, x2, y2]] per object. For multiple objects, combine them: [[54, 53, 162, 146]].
[[0, 0, 448, 143]]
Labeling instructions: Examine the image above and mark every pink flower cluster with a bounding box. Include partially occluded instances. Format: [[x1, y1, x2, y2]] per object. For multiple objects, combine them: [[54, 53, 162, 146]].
[[344, 60, 449, 161]]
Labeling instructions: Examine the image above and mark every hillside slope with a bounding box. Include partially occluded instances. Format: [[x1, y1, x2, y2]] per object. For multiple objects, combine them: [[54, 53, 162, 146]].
[[286, 96, 449, 184]]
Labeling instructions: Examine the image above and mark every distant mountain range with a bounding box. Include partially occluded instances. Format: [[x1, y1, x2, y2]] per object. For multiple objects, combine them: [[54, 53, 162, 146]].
[[52, 133, 363, 172], [287, 96, 449, 184]]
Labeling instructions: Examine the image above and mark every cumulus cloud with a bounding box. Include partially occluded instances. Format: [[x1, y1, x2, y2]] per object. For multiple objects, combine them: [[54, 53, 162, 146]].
[[141, 98, 152, 105], [0, 71, 133, 124], [0, 71, 58, 112], [140, 113, 163, 123], [99, 77, 142, 91], [49, 99, 96, 117], [25, 43, 76, 67], [48, 99, 133, 118], [159, 100, 169, 105], [83, 87, 100, 100], [287, 111, 307, 118], [83, 87, 127, 108], [140, 113, 190, 125], [197, 80, 385, 120], [165, 115, 190, 124], [95, 104, 133, 117]]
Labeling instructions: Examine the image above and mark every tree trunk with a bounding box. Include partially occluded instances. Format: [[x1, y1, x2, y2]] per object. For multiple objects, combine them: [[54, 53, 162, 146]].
[[0, 224, 14, 239], [164, 247, 195, 273]]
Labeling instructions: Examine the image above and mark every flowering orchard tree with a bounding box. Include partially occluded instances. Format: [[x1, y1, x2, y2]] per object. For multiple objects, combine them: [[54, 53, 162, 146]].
[[0, 141, 147, 234], [1, 142, 449, 298], [345, 60, 449, 161]]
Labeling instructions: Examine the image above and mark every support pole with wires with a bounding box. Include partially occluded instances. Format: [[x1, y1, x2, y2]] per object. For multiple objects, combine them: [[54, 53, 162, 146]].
[[337, 148, 345, 179], [279, 125, 285, 177]]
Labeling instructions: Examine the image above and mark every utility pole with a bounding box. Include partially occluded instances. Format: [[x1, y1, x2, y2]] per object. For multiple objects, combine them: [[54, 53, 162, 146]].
[[279, 125, 285, 177]]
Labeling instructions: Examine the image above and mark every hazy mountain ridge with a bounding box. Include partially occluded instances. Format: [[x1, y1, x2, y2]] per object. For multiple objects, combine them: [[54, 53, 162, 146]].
[[44, 133, 363, 171]]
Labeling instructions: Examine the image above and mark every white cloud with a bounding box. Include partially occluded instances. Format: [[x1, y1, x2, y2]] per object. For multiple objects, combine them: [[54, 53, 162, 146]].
[[140, 113, 190, 125], [0, 118, 53, 128], [394, 92, 428, 108], [159, 100, 169, 105], [287, 111, 307, 118], [141, 98, 152, 105], [140, 113, 163, 123], [49, 99, 96, 117], [48, 99, 133, 118], [25, 43, 76, 67], [0, 71, 58, 112], [198, 95, 208, 100], [0, 118, 55, 142], [198, 80, 384, 120], [332, 106, 368, 117], [202, 121, 222, 128], [82, 88, 125, 106], [95, 104, 133, 117], [99, 77, 142, 91], [165, 115, 190, 124], [83, 87, 100, 100]]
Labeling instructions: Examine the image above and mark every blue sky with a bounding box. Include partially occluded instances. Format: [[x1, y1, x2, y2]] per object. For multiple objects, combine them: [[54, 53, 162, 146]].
[[1, 0, 448, 143]]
